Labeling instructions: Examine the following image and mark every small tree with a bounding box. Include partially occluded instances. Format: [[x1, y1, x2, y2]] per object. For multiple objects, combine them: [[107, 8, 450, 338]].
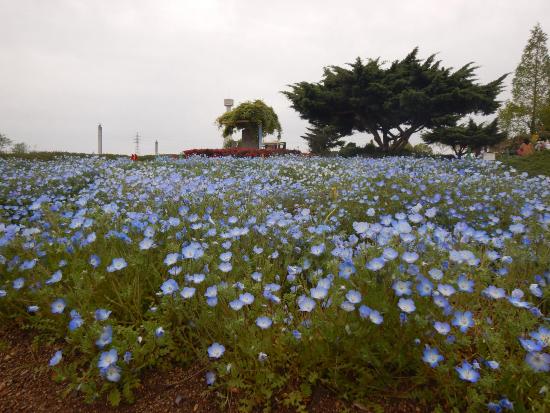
[[0, 133, 12, 153], [216, 100, 282, 148], [12, 142, 29, 154], [301, 125, 344, 154], [422, 119, 505, 158], [499, 24, 550, 135], [283, 48, 506, 151]]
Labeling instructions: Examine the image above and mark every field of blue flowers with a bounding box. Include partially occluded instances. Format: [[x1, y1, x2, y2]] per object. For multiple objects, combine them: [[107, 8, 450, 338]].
[[0, 155, 549, 412]]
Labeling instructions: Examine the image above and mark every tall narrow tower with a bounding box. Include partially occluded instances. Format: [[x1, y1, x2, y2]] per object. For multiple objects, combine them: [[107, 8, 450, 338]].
[[224, 99, 234, 112], [155, 140, 158, 156], [97, 124, 103, 155]]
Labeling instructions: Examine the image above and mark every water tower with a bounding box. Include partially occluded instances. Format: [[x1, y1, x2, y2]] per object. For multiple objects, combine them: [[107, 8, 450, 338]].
[[224, 99, 234, 112]]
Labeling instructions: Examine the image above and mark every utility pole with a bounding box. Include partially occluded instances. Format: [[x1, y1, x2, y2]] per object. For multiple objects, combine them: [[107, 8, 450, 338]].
[[133, 132, 140, 155], [97, 124, 103, 155]]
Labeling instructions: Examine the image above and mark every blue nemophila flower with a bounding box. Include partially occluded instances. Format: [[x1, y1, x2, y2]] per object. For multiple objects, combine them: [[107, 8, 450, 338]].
[[96, 325, 113, 348], [393, 280, 412, 296], [51, 298, 66, 314], [69, 316, 84, 331], [359, 305, 371, 319], [219, 251, 232, 262], [251, 271, 262, 282], [181, 242, 204, 259], [310, 286, 328, 300], [102, 365, 121, 382], [338, 261, 356, 279], [530, 326, 550, 346], [401, 251, 419, 264], [207, 342, 225, 359], [310, 243, 325, 256], [486, 360, 500, 370], [422, 346, 444, 367], [139, 237, 155, 250], [49, 350, 62, 367], [345, 290, 361, 304], [13, 277, 25, 290], [398, 298, 416, 313], [89, 254, 101, 268], [205, 371, 216, 385], [428, 268, 443, 281], [123, 351, 132, 363], [229, 299, 244, 311], [180, 287, 196, 299], [107, 257, 127, 272], [352, 222, 369, 234], [452, 311, 474, 333], [498, 398, 513, 411], [455, 361, 480, 383], [369, 310, 383, 325], [164, 253, 179, 266], [437, 284, 456, 297], [239, 292, 254, 305], [256, 316, 272, 329], [482, 285, 506, 300], [525, 352, 550, 372], [382, 248, 398, 261], [160, 279, 179, 295], [457, 275, 474, 293], [519, 338, 543, 352], [98, 349, 118, 369], [366, 257, 385, 271], [297, 295, 316, 312], [205, 285, 217, 298], [27, 305, 39, 313], [155, 326, 165, 337], [45, 270, 62, 285], [434, 321, 451, 335], [95, 309, 112, 321], [218, 262, 232, 272], [341, 301, 355, 312], [529, 284, 543, 298], [416, 278, 433, 297]]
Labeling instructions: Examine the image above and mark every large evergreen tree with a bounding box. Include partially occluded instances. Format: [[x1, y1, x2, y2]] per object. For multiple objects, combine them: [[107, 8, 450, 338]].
[[283, 48, 506, 151], [301, 125, 344, 154], [499, 24, 550, 135], [0, 133, 13, 153], [422, 118, 505, 158]]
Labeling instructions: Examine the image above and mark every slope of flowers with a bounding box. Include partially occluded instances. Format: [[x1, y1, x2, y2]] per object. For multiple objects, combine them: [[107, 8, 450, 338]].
[[0, 156, 549, 411], [182, 148, 301, 157]]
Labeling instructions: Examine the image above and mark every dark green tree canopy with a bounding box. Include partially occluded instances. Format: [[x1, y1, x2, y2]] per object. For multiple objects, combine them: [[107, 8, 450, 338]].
[[283, 48, 506, 151], [301, 124, 344, 154], [422, 118, 505, 158], [216, 100, 282, 139]]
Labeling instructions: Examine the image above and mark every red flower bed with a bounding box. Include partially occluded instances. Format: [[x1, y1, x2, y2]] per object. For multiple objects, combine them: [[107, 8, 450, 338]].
[[182, 148, 301, 158]]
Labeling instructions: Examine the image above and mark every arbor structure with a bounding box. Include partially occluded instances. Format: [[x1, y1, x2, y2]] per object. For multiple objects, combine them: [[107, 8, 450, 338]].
[[301, 125, 344, 154], [499, 24, 550, 135], [283, 48, 506, 151], [422, 119, 505, 158], [216, 100, 281, 149]]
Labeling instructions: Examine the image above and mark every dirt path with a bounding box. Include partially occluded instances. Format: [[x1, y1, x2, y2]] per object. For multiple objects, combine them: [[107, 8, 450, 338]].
[[0, 329, 420, 412]]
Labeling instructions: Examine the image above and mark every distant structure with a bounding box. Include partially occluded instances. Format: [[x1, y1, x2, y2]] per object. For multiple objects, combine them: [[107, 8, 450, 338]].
[[133, 132, 140, 155], [97, 124, 103, 155], [224, 98, 234, 112], [155, 140, 158, 156]]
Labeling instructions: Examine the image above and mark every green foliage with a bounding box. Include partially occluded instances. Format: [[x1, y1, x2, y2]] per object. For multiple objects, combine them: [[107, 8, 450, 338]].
[[301, 125, 344, 154], [422, 118, 506, 157], [216, 100, 282, 139], [11, 142, 29, 154], [498, 150, 550, 176], [0, 133, 13, 153], [283, 48, 506, 151], [499, 24, 550, 135]]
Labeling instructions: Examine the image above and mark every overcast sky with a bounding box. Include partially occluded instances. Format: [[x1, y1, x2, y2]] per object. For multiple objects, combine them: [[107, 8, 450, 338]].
[[1, 0, 549, 154]]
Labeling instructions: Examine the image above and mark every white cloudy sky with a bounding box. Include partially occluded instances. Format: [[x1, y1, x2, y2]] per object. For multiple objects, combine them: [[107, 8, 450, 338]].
[[1, 0, 549, 154]]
